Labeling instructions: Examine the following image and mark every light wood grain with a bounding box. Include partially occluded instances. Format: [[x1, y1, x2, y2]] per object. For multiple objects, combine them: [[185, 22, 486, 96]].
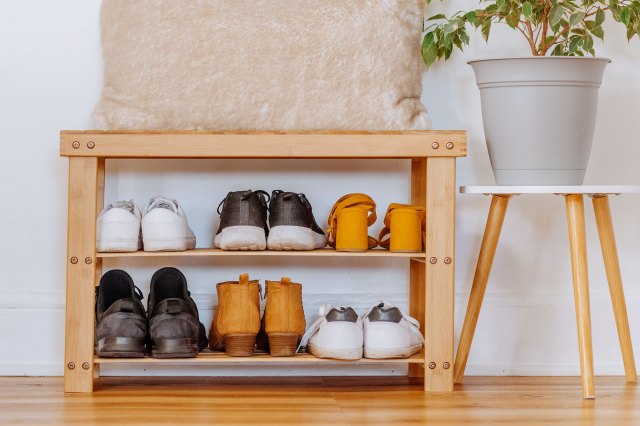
[[2, 376, 639, 426], [65, 157, 100, 392], [592, 195, 637, 383], [454, 194, 511, 383], [408, 158, 426, 379], [424, 157, 456, 392], [94, 351, 425, 365], [60, 130, 467, 158], [97, 247, 425, 259], [565, 194, 595, 399]]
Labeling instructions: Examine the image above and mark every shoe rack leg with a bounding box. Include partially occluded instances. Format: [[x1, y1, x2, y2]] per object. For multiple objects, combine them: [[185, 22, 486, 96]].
[[592, 195, 637, 383], [565, 194, 595, 399], [64, 157, 103, 393], [424, 157, 456, 392], [453, 194, 511, 383], [409, 158, 426, 379]]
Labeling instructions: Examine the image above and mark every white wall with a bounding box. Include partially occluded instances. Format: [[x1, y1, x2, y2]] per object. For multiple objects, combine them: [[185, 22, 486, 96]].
[[0, 1, 639, 377]]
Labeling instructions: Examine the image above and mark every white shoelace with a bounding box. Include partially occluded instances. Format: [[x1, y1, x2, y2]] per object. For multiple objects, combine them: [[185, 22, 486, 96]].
[[297, 304, 335, 352], [100, 199, 137, 217]]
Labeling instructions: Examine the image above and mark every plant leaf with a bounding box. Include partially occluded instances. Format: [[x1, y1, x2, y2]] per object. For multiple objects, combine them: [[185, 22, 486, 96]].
[[550, 5, 564, 26], [427, 14, 447, 21], [595, 9, 606, 27], [523, 1, 533, 19], [569, 11, 586, 27]]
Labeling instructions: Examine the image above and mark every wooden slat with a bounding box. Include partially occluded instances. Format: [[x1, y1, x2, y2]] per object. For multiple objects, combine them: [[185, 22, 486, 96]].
[[60, 130, 467, 158], [97, 247, 425, 259], [424, 157, 456, 392], [408, 158, 426, 379], [94, 351, 425, 365], [65, 157, 100, 393]]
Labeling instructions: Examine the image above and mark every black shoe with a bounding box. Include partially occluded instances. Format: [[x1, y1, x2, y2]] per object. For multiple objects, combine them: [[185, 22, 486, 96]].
[[267, 190, 326, 250], [213, 190, 270, 250], [147, 267, 208, 358], [95, 270, 147, 358]]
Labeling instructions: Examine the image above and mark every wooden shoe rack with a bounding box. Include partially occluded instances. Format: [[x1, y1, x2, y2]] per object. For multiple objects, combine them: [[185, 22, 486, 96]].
[[60, 130, 467, 393]]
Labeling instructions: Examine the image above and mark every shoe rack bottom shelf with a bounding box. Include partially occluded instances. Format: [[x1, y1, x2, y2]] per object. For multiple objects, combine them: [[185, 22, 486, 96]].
[[94, 351, 426, 365]]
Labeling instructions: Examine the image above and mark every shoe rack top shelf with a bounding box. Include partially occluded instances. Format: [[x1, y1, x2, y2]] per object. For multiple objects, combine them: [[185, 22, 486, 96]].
[[60, 130, 467, 159], [97, 248, 426, 259], [94, 351, 426, 365]]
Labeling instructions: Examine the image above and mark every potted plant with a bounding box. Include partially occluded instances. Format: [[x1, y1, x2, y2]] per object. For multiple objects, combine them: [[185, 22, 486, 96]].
[[424, 0, 640, 185]]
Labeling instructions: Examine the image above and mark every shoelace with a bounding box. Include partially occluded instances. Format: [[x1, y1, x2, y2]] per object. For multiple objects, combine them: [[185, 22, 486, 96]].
[[272, 190, 312, 209], [95, 285, 144, 302], [363, 301, 424, 343], [217, 190, 270, 214], [297, 303, 335, 353], [146, 196, 179, 214]]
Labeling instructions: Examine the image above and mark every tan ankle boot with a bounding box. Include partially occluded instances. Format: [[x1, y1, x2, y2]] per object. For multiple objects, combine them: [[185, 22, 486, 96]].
[[261, 277, 306, 357], [209, 273, 261, 356]]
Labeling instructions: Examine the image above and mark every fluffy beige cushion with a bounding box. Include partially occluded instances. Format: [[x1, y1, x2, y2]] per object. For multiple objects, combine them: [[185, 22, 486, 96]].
[[93, 0, 431, 130]]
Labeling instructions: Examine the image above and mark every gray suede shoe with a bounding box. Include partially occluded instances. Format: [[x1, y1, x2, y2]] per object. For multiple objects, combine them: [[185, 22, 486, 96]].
[[147, 267, 208, 358], [213, 190, 270, 250], [95, 270, 147, 358], [267, 190, 326, 250]]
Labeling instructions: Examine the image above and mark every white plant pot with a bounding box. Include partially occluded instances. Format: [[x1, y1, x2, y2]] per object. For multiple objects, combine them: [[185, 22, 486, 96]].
[[469, 57, 610, 185]]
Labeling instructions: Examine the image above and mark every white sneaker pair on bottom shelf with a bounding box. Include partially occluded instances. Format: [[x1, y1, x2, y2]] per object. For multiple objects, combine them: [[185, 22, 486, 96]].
[[299, 302, 424, 360], [97, 196, 196, 252]]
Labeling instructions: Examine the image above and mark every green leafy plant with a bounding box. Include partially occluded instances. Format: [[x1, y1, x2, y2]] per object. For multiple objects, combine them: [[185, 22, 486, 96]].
[[423, 0, 640, 67]]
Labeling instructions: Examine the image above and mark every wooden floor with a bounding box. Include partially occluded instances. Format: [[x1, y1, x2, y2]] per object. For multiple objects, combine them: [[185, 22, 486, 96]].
[[1, 376, 638, 425]]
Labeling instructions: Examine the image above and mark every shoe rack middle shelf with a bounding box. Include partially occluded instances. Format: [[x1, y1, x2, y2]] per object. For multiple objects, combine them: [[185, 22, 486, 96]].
[[97, 248, 427, 261]]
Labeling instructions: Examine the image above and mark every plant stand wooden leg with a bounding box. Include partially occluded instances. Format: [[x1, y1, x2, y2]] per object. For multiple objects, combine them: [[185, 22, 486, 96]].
[[64, 157, 102, 393], [424, 157, 456, 392], [454, 194, 511, 383], [409, 159, 426, 379], [565, 194, 595, 399], [592, 195, 637, 383]]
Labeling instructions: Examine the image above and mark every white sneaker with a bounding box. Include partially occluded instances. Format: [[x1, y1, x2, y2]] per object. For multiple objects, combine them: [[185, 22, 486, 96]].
[[96, 200, 142, 252], [363, 302, 424, 359], [299, 304, 363, 360], [142, 196, 196, 252]]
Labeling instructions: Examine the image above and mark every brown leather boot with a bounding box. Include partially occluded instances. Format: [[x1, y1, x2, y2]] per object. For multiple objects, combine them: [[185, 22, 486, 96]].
[[258, 277, 306, 357], [209, 273, 261, 356]]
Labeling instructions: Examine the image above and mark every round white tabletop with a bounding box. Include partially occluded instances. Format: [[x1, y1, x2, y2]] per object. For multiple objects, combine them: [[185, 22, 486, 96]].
[[460, 185, 640, 195]]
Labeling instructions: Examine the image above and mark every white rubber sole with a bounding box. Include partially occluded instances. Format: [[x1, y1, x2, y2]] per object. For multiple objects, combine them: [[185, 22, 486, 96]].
[[143, 237, 196, 252], [363, 343, 423, 359], [267, 226, 326, 251], [97, 239, 141, 252], [214, 226, 266, 251], [306, 343, 363, 361]]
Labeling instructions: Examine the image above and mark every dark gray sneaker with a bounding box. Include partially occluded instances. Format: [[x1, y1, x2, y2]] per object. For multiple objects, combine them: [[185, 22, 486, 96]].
[[267, 190, 326, 250], [213, 190, 270, 250], [95, 270, 147, 358], [147, 267, 208, 358]]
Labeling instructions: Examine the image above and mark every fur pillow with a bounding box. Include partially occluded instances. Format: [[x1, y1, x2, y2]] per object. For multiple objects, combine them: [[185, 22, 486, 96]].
[[93, 0, 431, 130]]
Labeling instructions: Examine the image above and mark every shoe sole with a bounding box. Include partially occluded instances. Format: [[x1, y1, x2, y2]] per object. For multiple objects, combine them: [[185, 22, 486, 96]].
[[306, 343, 363, 360], [267, 226, 326, 251], [95, 337, 145, 358], [97, 239, 141, 252], [214, 226, 266, 251], [268, 333, 299, 357], [151, 338, 199, 358], [143, 237, 196, 252], [364, 344, 423, 359]]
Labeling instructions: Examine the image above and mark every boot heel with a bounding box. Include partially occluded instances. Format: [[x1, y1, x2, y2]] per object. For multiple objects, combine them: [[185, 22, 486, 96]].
[[224, 334, 256, 357], [335, 207, 369, 252], [268, 333, 299, 357], [389, 208, 422, 252]]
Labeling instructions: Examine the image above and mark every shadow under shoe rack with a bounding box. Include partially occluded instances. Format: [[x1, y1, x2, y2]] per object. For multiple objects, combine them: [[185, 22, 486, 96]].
[[60, 130, 467, 393]]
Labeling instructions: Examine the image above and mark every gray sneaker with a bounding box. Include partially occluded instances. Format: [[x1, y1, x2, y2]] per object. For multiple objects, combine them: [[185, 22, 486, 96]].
[[267, 190, 326, 250], [213, 190, 270, 250], [95, 270, 147, 358], [147, 267, 208, 358]]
